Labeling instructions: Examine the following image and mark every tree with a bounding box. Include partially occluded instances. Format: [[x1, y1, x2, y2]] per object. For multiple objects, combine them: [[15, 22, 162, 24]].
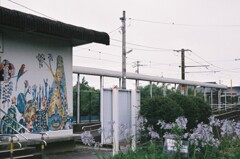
[[73, 77, 100, 122], [139, 84, 163, 104]]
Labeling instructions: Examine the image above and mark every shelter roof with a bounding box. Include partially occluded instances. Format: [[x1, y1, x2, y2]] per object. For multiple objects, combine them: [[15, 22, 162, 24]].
[[0, 7, 110, 46]]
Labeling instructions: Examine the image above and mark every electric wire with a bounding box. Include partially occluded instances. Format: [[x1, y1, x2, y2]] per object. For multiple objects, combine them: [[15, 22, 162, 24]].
[[111, 38, 174, 51], [6, 0, 57, 20], [74, 47, 178, 67], [73, 54, 133, 66], [110, 43, 172, 52], [191, 51, 239, 73], [129, 18, 240, 28]]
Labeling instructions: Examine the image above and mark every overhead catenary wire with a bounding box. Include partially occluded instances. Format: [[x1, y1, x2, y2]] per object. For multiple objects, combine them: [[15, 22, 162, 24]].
[[74, 47, 179, 67], [129, 18, 240, 28], [191, 51, 240, 73], [111, 38, 174, 51], [110, 43, 172, 52], [73, 54, 133, 66]]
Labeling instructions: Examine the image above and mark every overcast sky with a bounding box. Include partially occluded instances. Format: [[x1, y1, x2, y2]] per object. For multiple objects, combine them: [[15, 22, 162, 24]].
[[2, 0, 240, 88]]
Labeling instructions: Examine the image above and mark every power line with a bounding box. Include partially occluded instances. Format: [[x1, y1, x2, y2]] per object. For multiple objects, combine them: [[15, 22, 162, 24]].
[[129, 18, 240, 28], [185, 55, 208, 67], [191, 51, 239, 73], [73, 54, 133, 66], [110, 43, 172, 52], [111, 38, 174, 51], [6, 0, 57, 20], [74, 46, 179, 67], [108, 26, 121, 34], [185, 71, 220, 74]]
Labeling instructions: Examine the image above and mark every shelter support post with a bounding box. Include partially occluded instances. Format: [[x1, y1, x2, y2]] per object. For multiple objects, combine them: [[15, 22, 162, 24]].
[[135, 79, 139, 90], [163, 83, 166, 97], [210, 89, 213, 109], [77, 73, 80, 124], [225, 92, 227, 111], [218, 89, 221, 112], [185, 85, 188, 96], [194, 86, 197, 96], [100, 76, 104, 144], [131, 90, 137, 151], [119, 78, 122, 89], [150, 81, 152, 98], [204, 87, 207, 102], [112, 88, 119, 155]]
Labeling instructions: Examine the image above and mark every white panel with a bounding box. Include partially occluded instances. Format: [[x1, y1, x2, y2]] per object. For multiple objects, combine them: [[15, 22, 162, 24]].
[[118, 90, 131, 141], [102, 89, 113, 144]]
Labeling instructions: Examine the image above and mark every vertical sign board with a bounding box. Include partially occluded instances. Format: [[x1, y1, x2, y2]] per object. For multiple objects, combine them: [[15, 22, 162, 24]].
[[0, 32, 3, 53], [163, 138, 189, 158]]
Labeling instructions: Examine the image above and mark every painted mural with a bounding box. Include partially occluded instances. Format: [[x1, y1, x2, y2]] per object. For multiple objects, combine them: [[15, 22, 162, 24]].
[[0, 54, 72, 134]]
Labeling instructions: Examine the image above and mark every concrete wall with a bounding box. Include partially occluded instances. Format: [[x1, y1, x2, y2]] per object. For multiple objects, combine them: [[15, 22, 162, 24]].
[[0, 28, 73, 133]]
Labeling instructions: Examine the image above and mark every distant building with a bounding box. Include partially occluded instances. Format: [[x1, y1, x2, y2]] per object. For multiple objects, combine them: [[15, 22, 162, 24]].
[[197, 82, 240, 105], [0, 6, 109, 133]]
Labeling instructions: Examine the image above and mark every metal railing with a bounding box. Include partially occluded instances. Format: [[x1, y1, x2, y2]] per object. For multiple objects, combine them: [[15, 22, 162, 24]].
[[211, 103, 240, 114], [82, 123, 101, 132], [0, 108, 48, 158], [0, 108, 30, 134], [0, 134, 22, 159]]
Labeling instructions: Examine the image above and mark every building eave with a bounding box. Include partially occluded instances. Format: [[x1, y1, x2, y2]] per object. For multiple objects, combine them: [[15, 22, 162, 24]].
[[0, 6, 110, 46]]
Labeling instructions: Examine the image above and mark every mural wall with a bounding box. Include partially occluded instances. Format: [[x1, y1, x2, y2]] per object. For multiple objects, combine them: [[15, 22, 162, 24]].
[[0, 53, 72, 134]]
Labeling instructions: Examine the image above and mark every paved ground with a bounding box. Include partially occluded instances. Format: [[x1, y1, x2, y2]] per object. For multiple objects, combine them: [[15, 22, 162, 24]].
[[45, 145, 112, 159]]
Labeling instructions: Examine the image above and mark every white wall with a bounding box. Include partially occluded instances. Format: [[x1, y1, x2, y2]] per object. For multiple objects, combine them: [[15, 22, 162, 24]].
[[0, 28, 73, 132]]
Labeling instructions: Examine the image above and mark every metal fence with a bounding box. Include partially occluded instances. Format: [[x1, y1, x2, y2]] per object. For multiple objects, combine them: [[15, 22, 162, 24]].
[[73, 91, 100, 123]]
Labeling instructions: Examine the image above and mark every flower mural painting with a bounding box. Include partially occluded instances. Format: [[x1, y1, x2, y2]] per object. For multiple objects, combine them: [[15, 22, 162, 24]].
[[36, 53, 69, 131], [0, 59, 15, 108], [0, 97, 18, 134], [0, 53, 70, 134]]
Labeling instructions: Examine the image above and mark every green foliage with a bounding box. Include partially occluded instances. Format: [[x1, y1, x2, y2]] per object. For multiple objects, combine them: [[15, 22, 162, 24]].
[[73, 77, 100, 118], [139, 84, 163, 103], [188, 96, 212, 124], [140, 96, 184, 129], [140, 84, 211, 131], [168, 93, 200, 131]]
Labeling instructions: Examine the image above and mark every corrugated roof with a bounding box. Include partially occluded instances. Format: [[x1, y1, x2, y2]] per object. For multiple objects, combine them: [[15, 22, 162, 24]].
[[0, 7, 110, 46]]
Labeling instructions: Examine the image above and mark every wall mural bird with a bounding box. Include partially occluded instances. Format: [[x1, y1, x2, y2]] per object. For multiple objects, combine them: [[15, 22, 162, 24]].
[[15, 64, 27, 91]]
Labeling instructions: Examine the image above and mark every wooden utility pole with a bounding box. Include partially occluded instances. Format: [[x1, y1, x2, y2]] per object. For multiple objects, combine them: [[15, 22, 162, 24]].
[[120, 11, 126, 89], [174, 49, 191, 95], [174, 49, 192, 80]]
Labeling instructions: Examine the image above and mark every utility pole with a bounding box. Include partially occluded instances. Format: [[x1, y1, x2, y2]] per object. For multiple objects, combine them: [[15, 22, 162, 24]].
[[134, 61, 145, 74], [133, 61, 145, 89], [120, 11, 126, 89], [174, 49, 191, 95], [174, 49, 192, 80]]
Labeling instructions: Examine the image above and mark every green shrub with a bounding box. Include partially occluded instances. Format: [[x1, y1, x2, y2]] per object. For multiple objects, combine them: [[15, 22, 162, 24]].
[[189, 96, 212, 124], [168, 93, 199, 131], [140, 96, 184, 131]]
